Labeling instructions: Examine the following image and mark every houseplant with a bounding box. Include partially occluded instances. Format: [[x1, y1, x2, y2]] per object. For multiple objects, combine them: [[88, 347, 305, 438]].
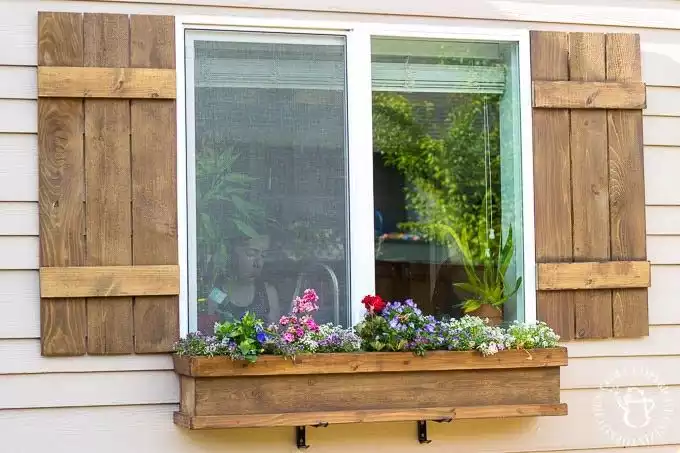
[[194, 135, 269, 331], [446, 222, 522, 326]]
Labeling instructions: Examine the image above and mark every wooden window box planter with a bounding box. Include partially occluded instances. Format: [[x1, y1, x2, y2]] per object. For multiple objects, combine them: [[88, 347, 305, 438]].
[[173, 347, 568, 429]]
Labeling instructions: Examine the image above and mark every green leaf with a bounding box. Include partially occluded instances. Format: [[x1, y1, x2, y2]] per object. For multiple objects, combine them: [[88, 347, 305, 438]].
[[461, 299, 483, 313], [453, 282, 488, 298], [232, 219, 259, 239]]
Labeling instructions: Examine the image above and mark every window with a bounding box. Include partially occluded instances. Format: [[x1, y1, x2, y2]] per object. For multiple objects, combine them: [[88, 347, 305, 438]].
[[182, 21, 533, 334]]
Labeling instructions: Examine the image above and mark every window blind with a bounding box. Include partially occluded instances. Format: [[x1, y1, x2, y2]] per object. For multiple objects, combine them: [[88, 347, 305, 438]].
[[193, 38, 507, 94]]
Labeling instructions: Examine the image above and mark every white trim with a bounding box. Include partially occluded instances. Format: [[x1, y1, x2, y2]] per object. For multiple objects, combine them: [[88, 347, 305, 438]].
[[181, 15, 529, 40], [176, 21, 189, 338], [176, 14, 537, 331], [346, 30, 374, 325], [517, 29, 537, 324], [184, 30, 199, 334]]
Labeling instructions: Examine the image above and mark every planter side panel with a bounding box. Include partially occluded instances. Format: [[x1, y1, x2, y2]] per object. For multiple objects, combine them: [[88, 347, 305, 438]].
[[179, 376, 195, 416], [193, 367, 560, 416]]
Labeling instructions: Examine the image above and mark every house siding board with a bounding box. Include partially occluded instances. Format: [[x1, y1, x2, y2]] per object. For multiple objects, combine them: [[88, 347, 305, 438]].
[[0, 392, 680, 452], [0, 0, 678, 452], [0, 134, 38, 203]]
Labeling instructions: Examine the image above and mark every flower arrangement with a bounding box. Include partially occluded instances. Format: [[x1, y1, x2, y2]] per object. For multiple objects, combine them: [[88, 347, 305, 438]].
[[354, 295, 526, 356], [174, 290, 560, 361], [262, 289, 361, 358], [176, 311, 268, 362]]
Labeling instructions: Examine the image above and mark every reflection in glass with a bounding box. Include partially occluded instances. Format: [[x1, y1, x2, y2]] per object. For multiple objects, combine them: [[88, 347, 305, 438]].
[[371, 37, 524, 325], [190, 33, 350, 331]]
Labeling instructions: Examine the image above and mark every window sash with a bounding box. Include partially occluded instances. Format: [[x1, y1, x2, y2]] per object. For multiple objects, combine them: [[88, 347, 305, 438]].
[[178, 19, 535, 337]]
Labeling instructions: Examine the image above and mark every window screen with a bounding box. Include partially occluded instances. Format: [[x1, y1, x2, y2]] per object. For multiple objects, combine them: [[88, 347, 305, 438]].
[[189, 32, 350, 331]]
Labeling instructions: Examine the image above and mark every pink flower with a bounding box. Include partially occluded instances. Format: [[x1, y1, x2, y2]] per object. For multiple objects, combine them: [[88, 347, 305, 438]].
[[279, 316, 290, 326], [282, 332, 294, 343], [305, 317, 318, 331], [293, 288, 320, 314], [295, 328, 304, 337]]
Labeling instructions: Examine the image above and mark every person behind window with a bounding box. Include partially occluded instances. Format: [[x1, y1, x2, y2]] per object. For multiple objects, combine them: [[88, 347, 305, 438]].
[[205, 234, 280, 325]]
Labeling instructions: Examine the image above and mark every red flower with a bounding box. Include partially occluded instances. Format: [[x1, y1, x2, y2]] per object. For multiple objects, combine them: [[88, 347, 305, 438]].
[[362, 295, 386, 314]]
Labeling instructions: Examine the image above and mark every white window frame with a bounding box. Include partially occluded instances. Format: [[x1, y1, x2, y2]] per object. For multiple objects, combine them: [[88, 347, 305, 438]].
[[175, 15, 536, 338]]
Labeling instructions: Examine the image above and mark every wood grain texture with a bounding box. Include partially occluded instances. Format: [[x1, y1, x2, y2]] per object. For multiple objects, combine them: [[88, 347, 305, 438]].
[[130, 15, 175, 69], [192, 368, 559, 415], [174, 348, 568, 377], [530, 31, 574, 340], [83, 13, 129, 68], [85, 99, 133, 353], [38, 12, 83, 67], [39, 265, 180, 298], [174, 404, 568, 429], [179, 376, 196, 417], [38, 67, 176, 99], [38, 12, 86, 357], [131, 15, 178, 353], [174, 349, 567, 428], [83, 13, 133, 355], [532, 81, 646, 109], [569, 32, 612, 340], [607, 33, 649, 338], [537, 261, 650, 290]]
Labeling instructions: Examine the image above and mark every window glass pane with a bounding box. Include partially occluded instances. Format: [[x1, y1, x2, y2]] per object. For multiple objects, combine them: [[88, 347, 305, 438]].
[[371, 37, 524, 324], [190, 32, 350, 332]]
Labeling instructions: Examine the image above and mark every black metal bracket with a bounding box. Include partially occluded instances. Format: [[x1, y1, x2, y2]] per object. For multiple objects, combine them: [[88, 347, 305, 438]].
[[296, 426, 309, 449], [417, 420, 431, 444], [295, 422, 330, 449], [417, 417, 454, 444]]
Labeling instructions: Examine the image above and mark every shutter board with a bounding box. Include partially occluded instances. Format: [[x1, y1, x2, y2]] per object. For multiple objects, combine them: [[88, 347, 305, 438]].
[[38, 67, 177, 99], [606, 34, 649, 338], [38, 12, 178, 357], [532, 81, 646, 109], [129, 15, 179, 354], [531, 31, 649, 340], [568, 32, 612, 340], [83, 13, 134, 356], [38, 12, 87, 357], [530, 31, 575, 341]]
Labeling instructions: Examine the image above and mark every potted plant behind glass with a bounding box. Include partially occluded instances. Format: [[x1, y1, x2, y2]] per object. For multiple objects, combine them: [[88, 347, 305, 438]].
[[446, 223, 522, 326]]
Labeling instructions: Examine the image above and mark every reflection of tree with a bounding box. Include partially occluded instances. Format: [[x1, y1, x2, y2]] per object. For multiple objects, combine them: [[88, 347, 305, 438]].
[[372, 92, 501, 261]]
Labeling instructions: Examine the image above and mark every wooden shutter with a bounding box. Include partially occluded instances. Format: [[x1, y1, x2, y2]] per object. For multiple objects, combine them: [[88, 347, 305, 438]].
[[531, 31, 650, 341], [38, 12, 179, 356]]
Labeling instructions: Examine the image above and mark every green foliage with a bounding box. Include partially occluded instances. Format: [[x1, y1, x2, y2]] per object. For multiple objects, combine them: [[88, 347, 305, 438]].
[[354, 300, 439, 356], [506, 320, 561, 349], [445, 222, 522, 313], [213, 312, 268, 363], [372, 92, 502, 261], [195, 135, 267, 299], [175, 298, 561, 359]]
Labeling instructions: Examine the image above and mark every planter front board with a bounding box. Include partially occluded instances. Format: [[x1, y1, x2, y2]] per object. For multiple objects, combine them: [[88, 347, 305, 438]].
[[173, 348, 568, 429]]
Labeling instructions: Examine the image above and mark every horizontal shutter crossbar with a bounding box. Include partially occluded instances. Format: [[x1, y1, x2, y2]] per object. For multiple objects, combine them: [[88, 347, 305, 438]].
[[38, 67, 176, 99], [537, 261, 650, 291], [532, 81, 646, 109], [40, 265, 180, 298]]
